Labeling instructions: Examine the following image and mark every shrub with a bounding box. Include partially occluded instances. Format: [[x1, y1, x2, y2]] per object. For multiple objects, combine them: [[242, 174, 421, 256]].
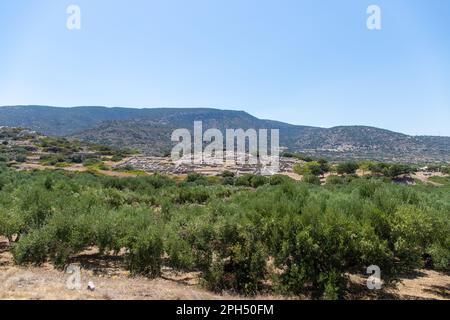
[[125, 227, 163, 277], [368, 162, 389, 174], [186, 173, 208, 185], [294, 161, 326, 176], [0, 208, 24, 242], [69, 154, 83, 164], [269, 174, 292, 185], [98, 163, 111, 171], [427, 243, 450, 271], [221, 171, 235, 178], [336, 161, 359, 175], [326, 175, 344, 185], [83, 158, 102, 167], [386, 205, 434, 272], [302, 174, 321, 185], [201, 222, 268, 295], [11, 229, 51, 265], [222, 177, 235, 186], [250, 175, 268, 188], [165, 232, 196, 270], [234, 175, 253, 187], [176, 187, 210, 204], [274, 224, 353, 299], [384, 164, 415, 178], [40, 154, 66, 166], [15, 155, 27, 163], [110, 155, 124, 162], [55, 162, 71, 168]]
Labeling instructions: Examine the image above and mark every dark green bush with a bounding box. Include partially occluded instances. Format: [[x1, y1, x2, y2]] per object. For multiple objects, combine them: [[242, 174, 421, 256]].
[[336, 161, 359, 175], [250, 175, 268, 188], [176, 187, 210, 204], [125, 227, 163, 277], [83, 158, 102, 167], [384, 164, 415, 178], [234, 174, 254, 187], [269, 174, 292, 185], [15, 155, 27, 163], [221, 171, 235, 178], [326, 175, 344, 185], [303, 174, 321, 185], [186, 172, 209, 185], [11, 229, 51, 265], [222, 176, 235, 186]]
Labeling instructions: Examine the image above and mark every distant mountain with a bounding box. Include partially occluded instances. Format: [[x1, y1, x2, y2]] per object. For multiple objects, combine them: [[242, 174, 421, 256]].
[[0, 105, 449, 162]]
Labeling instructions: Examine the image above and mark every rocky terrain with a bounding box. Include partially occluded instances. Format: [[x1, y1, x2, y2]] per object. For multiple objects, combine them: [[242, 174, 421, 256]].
[[1, 106, 450, 163]]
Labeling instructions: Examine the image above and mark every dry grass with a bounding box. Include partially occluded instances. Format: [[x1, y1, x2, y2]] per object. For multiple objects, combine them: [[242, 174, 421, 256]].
[[0, 238, 448, 300]]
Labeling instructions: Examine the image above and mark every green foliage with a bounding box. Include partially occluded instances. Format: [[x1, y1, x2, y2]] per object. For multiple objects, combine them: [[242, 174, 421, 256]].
[[186, 172, 208, 185], [0, 167, 448, 299], [368, 162, 389, 174], [83, 158, 102, 167], [234, 174, 253, 187], [233, 174, 269, 188], [326, 175, 344, 185], [125, 227, 164, 277], [428, 176, 450, 186], [221, 171, 235, 178], [427, 243, 450, 271], [222, 176, 235, 186], [384, 164, 415, 178], [0, 208, 24, 242], [336, 161, 359, 175], [40, 154, 66, 166], [15, 155, 27, 163], [110, 154, 124, 162], [294, 161, 328, 176], [11, 229, 52, 265], [250, 175, 268, 188], [203, 233, 267, 295], [281, 152, 314, 162], [302, 174, 321, 185], [176, 187, 210, 204], [269, 174, 293, 185]]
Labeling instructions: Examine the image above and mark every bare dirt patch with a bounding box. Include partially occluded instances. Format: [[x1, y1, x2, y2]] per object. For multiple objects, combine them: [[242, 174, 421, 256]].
[[412, 172, 446, 186], [1, 238, 448, 300]]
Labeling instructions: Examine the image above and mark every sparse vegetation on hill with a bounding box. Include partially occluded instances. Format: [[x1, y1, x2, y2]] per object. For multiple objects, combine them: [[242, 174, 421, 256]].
[[0, 127, 132, 170], [1, 106, 450, 162]]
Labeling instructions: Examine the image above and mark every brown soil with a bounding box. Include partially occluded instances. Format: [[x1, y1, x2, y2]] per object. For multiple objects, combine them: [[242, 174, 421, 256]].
[[0, 238, 448, 300], [412, 172, 445, 186]]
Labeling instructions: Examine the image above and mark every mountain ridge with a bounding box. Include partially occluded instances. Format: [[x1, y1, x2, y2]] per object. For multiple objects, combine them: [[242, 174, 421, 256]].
[[1, 105, 449, 162]]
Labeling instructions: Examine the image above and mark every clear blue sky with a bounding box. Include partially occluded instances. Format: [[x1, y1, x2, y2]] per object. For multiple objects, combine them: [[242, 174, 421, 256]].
[[1, 0, 449, 136]]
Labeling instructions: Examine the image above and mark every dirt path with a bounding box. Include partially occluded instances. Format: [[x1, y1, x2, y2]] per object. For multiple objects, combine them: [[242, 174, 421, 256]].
[[0, 239, 238, 300], [0, 238, 448, 300]]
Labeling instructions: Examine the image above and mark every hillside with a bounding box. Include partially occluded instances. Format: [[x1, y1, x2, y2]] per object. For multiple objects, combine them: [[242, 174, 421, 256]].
[[1, 105, 449, 162], [1, 126, 449, 300]]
